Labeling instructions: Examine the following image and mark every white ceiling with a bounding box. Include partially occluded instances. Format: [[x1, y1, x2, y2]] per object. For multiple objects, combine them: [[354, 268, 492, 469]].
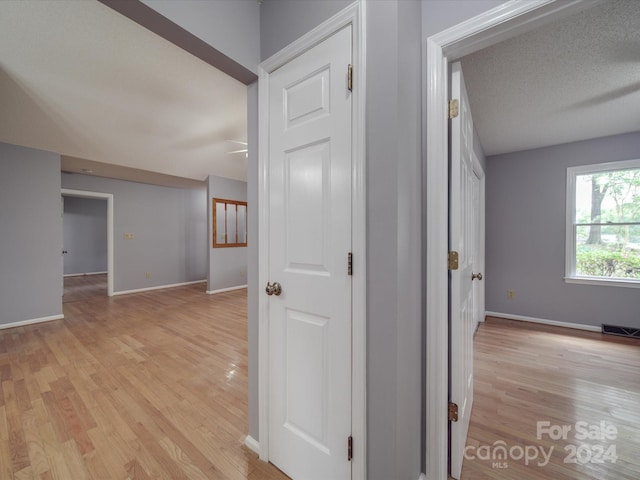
[[4, 1, 637, 179], [461, 0, 640, 157], [0, 0, 248, 184]]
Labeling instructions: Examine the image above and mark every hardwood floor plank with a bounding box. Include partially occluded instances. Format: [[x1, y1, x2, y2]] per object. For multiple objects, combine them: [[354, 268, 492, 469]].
[[0, 439, 14, 479], [39, 422, 74, 480], [86, 428, 131, 480], [13, 465, 34, 480], [4, 378, 31, 474], [125, 459, 153, 480], [0, 286, 289, 480], [60, 440, 91, 480], [125, 421, 192, 480], [106, 376, 227, 480], [82, 449, 113, 480], [57, 395, 94, 456], [66, 389, 97, 433], [3, 285, 639, 479], [22, 408, 51, 477], [40, 392, 69, 445], [461, 317, 640, 479], [38, 471, 53, 480], [0, 406, 7, 443], [63, 274, 107, 304]]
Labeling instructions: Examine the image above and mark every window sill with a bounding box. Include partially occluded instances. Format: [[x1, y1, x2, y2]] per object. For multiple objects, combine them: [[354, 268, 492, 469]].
[[564, 276, 640, 289]]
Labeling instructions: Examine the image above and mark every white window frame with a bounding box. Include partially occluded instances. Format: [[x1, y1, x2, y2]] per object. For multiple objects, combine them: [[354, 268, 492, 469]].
[[565, 158, 640, 289]]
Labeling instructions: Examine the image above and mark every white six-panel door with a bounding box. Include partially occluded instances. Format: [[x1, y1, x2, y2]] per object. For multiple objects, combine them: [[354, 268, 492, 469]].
[[471, 168, 483, 331], [267, 25, 353, 480], [449, 61, 476, 480]]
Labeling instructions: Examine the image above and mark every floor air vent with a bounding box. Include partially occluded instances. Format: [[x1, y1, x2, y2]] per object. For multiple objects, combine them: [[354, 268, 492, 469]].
[[602, 324, 640, 339]]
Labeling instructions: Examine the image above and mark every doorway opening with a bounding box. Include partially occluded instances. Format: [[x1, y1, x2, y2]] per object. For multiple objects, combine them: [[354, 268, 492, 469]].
[[61, 188, 114, 299], [62, 195, 108, 303], [425, 1, 594, 479]]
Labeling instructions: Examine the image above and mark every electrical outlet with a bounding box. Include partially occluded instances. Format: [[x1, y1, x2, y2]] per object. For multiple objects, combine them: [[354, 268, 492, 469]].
[[145, 272, 151, 279], [124, 233, 135, 240], [507, 290, 515, 300]]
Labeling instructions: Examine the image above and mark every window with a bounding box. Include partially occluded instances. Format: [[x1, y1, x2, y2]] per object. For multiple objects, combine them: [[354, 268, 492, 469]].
[[566, 159, 640, 287], [213, 198, 247, 248]]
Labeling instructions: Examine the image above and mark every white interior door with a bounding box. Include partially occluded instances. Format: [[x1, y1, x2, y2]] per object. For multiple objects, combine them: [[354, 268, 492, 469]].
[[471, 168, 484, 330], [449, 61, 476, 479], [267, 25, 353, 480]]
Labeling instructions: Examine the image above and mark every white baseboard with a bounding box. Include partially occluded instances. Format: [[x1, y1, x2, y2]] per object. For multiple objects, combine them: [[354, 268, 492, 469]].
[[485, 311, 601, 332], [0, 314, 64, 330], [206, 284, 248, 295], [244, 435, 260, 455], [64, 271, 107, 277], [113, 279, 206, 296]]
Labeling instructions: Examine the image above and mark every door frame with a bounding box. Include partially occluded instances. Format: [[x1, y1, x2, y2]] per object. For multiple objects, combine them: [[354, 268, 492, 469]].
[[257, 2, 366, 479], [61, 188, 114, 297], [425, 1, 594, 478]]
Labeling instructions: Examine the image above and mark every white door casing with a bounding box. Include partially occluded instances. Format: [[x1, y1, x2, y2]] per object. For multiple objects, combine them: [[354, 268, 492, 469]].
[[260, 15, 362, 480], [449, 61, 475, 480]]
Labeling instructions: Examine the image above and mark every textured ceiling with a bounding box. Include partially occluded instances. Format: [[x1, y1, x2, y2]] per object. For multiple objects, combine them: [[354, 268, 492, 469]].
[[0, 0, 247, 184], [461, 0, 640, 157]]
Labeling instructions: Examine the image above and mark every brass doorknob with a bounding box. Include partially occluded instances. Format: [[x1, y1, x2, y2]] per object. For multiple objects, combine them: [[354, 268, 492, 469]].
[[265, 282, 282, 296], [471, 272, 483, 281]]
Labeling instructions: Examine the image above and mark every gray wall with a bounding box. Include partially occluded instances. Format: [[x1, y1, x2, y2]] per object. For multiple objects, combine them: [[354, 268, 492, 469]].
[[140, 0, 260, 74], [206, 175, 248, 292], [0, 142, 62, 325], [486, 131, 640, 329], [63, 197, 107, 275], [421, 0, 507, 38], [61, 173, 206, 293], [391, 2, 423, 478], [260, 0, 352, 60]]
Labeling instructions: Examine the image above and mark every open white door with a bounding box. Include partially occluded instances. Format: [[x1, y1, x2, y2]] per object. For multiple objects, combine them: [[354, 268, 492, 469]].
[[449, 61, 476, 479], [471, 162, 485, 330], [266, 25, 353, 480]]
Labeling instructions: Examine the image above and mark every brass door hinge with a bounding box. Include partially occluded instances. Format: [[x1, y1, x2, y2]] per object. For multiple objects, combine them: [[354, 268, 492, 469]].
[[348, 252, 353, 276], [347, 64, 353, 92], [448, 251, 459, 270], [448, 402, 459, 422], [448, 99, 459, 119], [347, 435, 353, 461]]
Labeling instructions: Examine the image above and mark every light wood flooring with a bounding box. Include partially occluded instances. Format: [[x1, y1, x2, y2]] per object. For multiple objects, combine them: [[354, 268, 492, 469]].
[[0, 284, 289, 480], [4, 286, 639, 480], [460, 317, 640, 480], [63, 274, 107, 304]]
